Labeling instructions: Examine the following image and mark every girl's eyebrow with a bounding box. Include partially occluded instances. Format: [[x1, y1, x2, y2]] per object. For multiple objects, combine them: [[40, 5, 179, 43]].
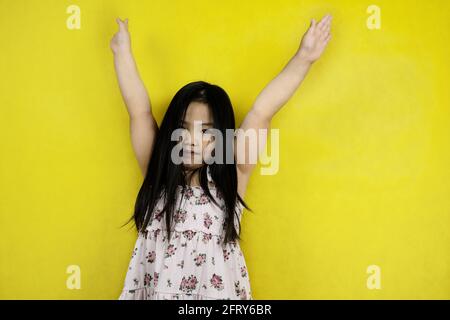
[[182, 120, 213, 126]]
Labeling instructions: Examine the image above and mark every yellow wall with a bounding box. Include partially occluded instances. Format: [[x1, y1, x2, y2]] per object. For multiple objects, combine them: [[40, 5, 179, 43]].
[[0, 0, 449, 299]]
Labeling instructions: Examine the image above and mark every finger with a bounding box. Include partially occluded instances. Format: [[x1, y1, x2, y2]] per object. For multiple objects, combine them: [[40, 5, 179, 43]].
[[310, 18, 316, 30], [319, 19, 332, 34], [117, 18, 127, 31], [322, 15, 332, 32], [124, 18, 129, 28], [326, 15, 332, 30], [318, 14, 332, 31], [317, 14, 329, 29]]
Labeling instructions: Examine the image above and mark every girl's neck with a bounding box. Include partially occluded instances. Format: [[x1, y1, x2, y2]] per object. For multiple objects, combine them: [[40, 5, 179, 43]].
[[184, 166, 214, 188], [185, 168, 201, 187]]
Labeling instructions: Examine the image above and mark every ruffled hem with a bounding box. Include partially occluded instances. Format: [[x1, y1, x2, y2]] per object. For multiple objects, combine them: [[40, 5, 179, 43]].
[[119, 225, 252, 299], [118, 286, 251, 300]]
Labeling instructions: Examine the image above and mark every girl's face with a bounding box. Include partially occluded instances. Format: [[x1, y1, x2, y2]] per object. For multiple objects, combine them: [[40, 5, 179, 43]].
[[179, 101, 215, 170]]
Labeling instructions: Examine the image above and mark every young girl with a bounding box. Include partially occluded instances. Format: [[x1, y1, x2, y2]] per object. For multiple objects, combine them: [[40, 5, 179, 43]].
[[111, 14, 332, 300]]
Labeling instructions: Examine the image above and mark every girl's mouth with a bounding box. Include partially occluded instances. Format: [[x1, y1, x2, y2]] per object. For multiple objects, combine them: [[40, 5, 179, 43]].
[[183, 149, 200, 155]]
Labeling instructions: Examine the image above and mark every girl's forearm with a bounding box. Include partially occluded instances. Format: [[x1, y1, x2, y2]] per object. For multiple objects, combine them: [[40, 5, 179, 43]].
[[113, 50, 152, 118], [251, 53, 312, 120]]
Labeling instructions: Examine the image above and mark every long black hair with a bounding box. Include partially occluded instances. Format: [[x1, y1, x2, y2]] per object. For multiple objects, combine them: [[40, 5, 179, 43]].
[[121, 81, 251, 244]]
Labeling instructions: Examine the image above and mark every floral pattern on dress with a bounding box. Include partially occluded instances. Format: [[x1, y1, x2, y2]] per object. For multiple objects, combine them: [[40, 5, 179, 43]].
[[153, 209, 163, 222], [174, 208, 187, 223], [146, 251, 156, 263], [194, 253, 207, 266], [182, 230, 196, 240], [118, 166, 252, 300], [241, 265, 248, 277], [210, 273, 224, 291], [179, 275, 199, 294], [234, 281, 248, 300], [164, 244, 177, 258], [203, 212, 213, 229], [144, 273, 152, 286], [195, 194, 211, 205]]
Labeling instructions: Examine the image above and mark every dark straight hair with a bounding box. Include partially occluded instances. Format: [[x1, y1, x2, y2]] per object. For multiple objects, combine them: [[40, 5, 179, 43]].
[[121, 81, 251, 244]]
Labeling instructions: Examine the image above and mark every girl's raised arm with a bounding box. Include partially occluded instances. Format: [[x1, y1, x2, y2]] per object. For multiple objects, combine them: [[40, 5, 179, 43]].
[[111, 18, 158, 177], [236, 14, 332, 180]]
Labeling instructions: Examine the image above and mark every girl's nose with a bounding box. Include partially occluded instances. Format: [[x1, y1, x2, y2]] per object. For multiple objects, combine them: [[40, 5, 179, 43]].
[[182, 128, 201, 149]]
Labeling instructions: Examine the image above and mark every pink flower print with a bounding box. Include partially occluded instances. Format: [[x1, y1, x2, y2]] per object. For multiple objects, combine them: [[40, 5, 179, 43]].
[[239, 287, 247, 299], [131, 247, 138, 258], [182, 230, 197, 240], [179, 275, 199, 294], [153, 209, 163, 222], [234, 281, 248, 299], [174, 208, 187, 223], [153, 272, 159, 287], [153, 229, 161, 238], [210, 273, 224, 291], [183, 187, 194, 199], [194, 253, 206, 266], [146, 250, 156, 263], [241, 265, 248, 277], [196, 194, 210, 205], [164, 244, 177, 258], [144, 273, 152, 286], [223, 248, 230, 261], [234, 281, 240, 293], [203, 213, 213, 229], [202, 233, 212, 244]]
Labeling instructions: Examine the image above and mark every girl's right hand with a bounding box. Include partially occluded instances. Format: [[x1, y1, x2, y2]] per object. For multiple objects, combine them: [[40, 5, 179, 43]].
[[110, 18, 131, 54]]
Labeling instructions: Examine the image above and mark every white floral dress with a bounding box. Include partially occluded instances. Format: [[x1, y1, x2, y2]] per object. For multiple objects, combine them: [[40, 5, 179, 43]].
[[118, 167, 252, 300]]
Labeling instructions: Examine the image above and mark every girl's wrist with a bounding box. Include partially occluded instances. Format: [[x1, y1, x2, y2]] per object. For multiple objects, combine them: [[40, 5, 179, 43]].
[[288, 52, 313, 76], [294, 50, 314, 66]]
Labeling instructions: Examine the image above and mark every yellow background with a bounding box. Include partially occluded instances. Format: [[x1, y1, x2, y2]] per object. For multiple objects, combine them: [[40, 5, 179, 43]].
[[0, 0, 449, 299]]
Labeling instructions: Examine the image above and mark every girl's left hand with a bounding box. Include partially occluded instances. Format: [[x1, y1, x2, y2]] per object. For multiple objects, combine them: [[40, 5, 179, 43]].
[[110, 18, 131, 54], [296, 14, 332, 63]]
